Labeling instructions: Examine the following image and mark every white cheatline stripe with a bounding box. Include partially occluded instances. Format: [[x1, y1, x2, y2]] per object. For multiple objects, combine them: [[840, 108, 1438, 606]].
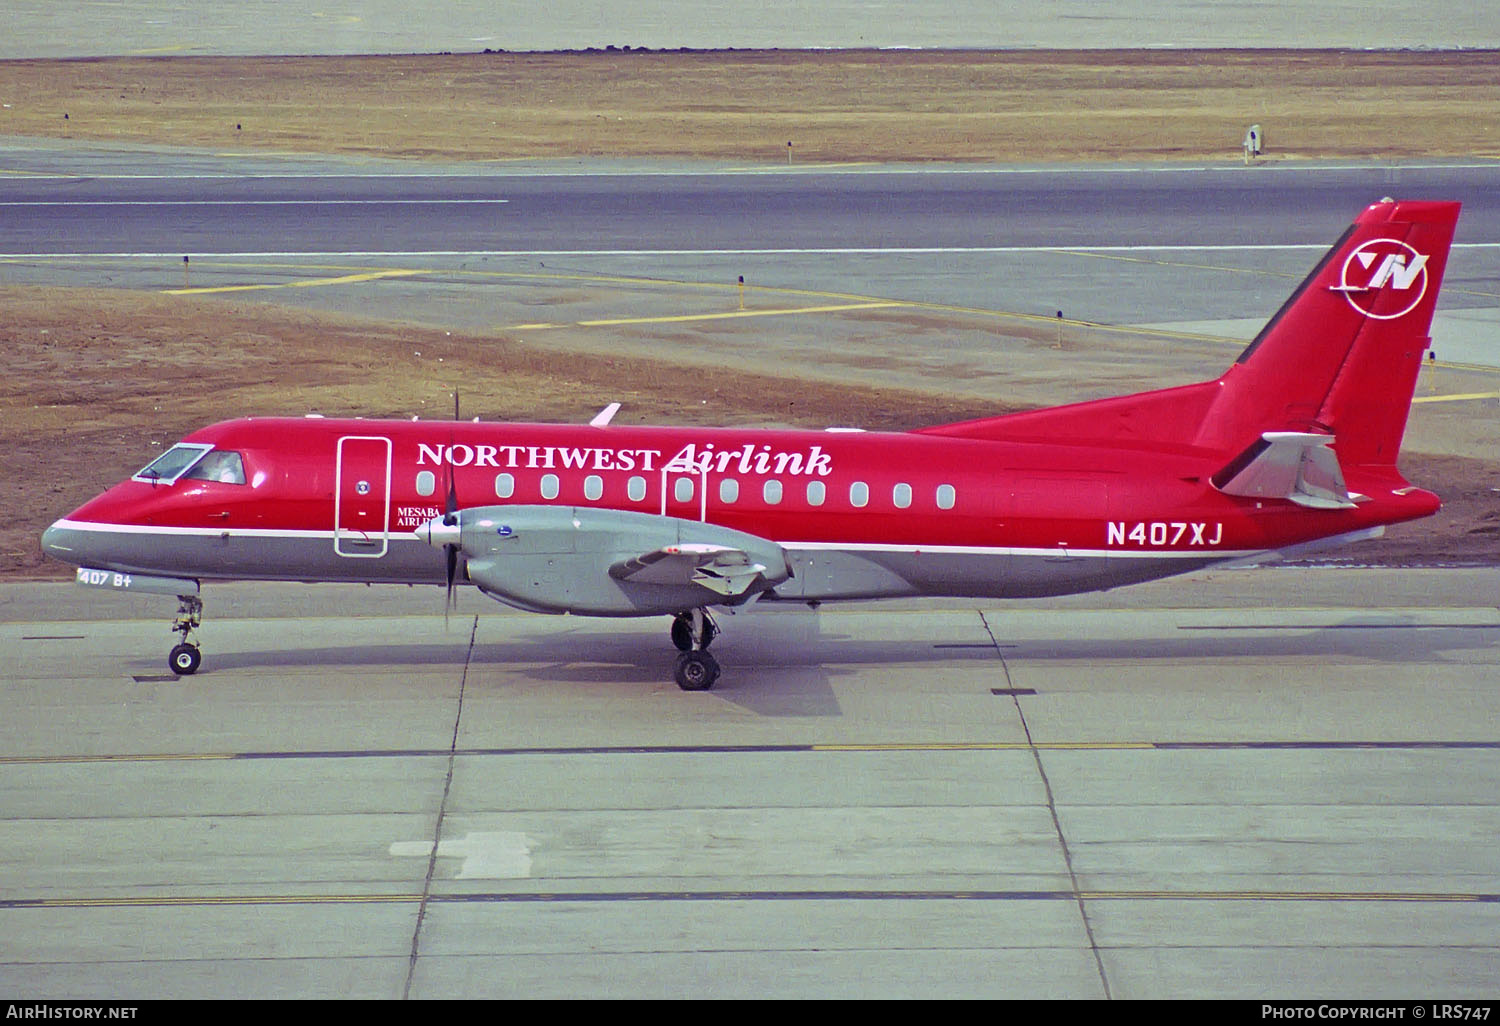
[[50, 521, 1259, 561], [784, 540, 1257, 560]]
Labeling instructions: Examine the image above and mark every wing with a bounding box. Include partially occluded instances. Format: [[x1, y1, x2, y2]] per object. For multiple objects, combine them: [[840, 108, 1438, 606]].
[[435, 505, 792, 615]]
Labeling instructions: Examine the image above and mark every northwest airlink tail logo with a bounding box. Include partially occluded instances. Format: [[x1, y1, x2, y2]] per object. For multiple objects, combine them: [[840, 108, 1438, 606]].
[[1331, 237, 1430, 320]]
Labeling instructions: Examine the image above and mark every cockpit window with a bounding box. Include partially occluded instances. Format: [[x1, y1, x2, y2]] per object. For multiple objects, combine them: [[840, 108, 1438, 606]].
[[183, 450, 246, 485], [133, 443, 213, 484]]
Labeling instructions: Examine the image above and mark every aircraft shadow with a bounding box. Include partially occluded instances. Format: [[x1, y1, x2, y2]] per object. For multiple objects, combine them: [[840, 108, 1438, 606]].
[[169, 612, 1488, 718]]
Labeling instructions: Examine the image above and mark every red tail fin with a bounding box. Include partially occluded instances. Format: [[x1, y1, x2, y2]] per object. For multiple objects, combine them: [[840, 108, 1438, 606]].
[[1194, 199, 1459, 465], [922, 199, 1460, 467]]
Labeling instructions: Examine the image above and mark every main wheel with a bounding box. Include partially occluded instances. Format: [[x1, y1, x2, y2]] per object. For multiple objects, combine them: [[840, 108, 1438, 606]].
[[168, 643, 202, 676], [673, 650, 719, 691]]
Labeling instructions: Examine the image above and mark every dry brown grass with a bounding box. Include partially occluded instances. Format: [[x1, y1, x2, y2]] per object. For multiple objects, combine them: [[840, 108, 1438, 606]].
[[3, 49, 1498, 163]]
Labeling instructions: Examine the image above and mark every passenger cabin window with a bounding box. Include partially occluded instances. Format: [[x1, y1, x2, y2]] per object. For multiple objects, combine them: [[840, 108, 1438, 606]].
[[183, 449, 246, 485], [807, 481, 826, 506], [584, 475, 604, 501], [850, 481, 869, 508], [133, 443, 213, 484], [495, 473, 515, 499], [719, 479, 740, 504], [416, 471, 436, 497], [763, 480, 783, 505], [628, 476, 647, 502], [937, 484, 957, 510], [893, 482, 912, 509], [540, 474, 560, 500]]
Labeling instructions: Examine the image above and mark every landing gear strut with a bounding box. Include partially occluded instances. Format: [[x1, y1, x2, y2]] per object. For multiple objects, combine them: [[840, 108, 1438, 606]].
[[168, 594, 203, 675], [670, 608, 720, 691], [670, 608, 718, 652]]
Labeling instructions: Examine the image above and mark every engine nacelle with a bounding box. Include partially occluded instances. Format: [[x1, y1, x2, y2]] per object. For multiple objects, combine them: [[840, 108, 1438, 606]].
[[426, 505, 791, 616]]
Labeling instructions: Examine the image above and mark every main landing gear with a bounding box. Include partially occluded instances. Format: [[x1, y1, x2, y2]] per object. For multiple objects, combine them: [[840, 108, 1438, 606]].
[[670, 608, 720, 691], [168, 594, 203, 675]]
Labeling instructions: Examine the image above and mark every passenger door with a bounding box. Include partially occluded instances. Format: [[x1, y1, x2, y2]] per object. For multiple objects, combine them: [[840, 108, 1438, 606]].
[[334, 435, 392, 558]]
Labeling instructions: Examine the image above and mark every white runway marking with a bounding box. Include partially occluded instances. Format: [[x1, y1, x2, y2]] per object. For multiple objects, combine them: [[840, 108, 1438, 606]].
[[0, 199, 509, 206], [5, 244, 1498, 258]]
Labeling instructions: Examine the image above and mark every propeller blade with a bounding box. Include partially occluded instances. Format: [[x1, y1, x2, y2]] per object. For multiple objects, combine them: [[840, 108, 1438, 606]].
[[420, 513, 463, 626], [442, 407, 460, 623], [444, 460, 457, 524], [439, 391, 465, 623], [445, 541, 458, 623]]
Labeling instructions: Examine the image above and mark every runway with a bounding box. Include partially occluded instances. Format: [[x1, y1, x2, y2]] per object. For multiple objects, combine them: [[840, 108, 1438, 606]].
[[5, 152, 1500, 253], [4, 145, 1499, 997], [4, 149, 1499, 386], [3, 570, 1498, 998]]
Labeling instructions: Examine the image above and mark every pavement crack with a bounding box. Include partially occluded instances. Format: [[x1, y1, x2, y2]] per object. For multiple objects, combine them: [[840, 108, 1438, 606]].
[[403, 613, 478, 1001], [978, 609, 1113, 1000]]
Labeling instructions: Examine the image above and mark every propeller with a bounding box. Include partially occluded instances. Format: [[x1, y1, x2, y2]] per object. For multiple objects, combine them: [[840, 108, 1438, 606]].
[[442, 390, 461, 620], [443, 456, 459, 620]]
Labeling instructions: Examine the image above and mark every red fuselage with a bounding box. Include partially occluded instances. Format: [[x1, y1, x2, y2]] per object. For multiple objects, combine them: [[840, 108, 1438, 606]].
[[44, 415, 1438, 604]]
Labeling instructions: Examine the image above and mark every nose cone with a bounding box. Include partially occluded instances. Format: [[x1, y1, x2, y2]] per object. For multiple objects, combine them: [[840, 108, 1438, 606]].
[[421, 515, 461, 549], [40, 519, 78, 566]]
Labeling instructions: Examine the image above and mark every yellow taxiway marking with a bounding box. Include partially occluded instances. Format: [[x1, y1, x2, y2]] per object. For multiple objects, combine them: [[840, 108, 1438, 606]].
[[0, 753, 236, 765], [1075, 891, 1486, 903], [210, 151, 311, 158], [1412, 390, 1500, 404], [18, 894, 420, 909], [721, 161, 880, 172], [108, 255, 1500, 376], [507, 301, 908, 331], [9, 888, 1488, 910], [813, 742, 1156, 752], [162, 268, 428, 295], [0, 168, 73, 178]]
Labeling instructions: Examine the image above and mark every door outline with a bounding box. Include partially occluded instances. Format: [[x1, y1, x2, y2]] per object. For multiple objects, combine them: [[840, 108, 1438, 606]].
[[334, 435, 393, 558]]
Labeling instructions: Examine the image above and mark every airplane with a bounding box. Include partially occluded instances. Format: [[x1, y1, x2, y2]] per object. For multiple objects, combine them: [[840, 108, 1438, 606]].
[[41, 198, 1459, 690]]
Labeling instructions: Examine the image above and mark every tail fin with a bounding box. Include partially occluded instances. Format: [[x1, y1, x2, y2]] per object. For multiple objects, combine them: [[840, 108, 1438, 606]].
[[1194, 198, 1460, 465], [920, 199, 1460, 466]]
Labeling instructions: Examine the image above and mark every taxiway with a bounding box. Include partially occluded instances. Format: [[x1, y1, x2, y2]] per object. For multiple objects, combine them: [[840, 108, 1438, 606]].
[[2, 569, 1498, 998]]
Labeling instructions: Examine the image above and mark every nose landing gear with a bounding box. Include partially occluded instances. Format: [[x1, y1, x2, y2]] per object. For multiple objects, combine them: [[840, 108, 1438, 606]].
[[168, 594, 203, 675], [670, 608, 720, 691]]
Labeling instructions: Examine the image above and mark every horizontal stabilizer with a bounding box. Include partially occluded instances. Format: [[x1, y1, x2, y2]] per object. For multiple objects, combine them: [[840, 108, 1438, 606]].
[[1212, 432, 1357, 509]]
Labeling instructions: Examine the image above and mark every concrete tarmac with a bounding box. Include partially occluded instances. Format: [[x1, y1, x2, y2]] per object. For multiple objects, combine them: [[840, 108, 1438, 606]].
[[2, 568, 1497, 998]]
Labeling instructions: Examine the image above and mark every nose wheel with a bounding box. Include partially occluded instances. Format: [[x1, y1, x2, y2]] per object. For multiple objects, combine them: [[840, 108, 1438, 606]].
[[168, 594, 203, 675], [670, 609, 720, 690]]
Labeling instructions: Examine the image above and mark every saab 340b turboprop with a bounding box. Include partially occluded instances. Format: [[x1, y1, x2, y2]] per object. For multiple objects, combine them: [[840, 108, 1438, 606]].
[[42, 198, 1459, 690]]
